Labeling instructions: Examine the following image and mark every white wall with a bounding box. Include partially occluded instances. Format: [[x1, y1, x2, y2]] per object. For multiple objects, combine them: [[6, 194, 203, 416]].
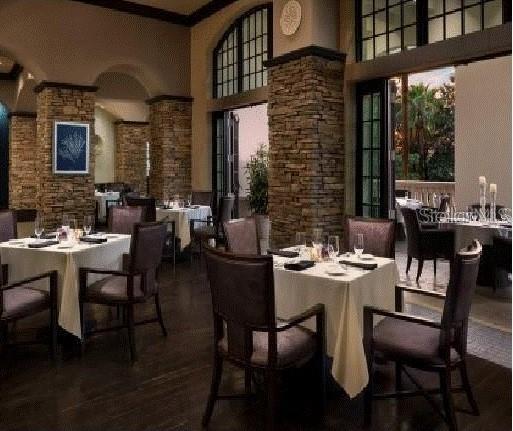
[[455, 55, 512, 208], [94, 107, 116, 183]]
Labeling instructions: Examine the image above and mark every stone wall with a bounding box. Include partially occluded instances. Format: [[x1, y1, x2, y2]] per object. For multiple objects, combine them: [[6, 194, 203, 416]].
[[267, 50, 345, 247], [35, 83, 96, 228], [115, 121, 150, 194], [148, 96, 192, 200], [9, 113, 37, 209]]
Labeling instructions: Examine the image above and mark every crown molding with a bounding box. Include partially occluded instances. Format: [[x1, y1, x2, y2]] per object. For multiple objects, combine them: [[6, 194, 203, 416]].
[[34, 81, 99, 93]]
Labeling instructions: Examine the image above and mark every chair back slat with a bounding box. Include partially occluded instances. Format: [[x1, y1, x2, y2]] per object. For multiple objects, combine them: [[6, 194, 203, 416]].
[[224, 218, 260, 255]]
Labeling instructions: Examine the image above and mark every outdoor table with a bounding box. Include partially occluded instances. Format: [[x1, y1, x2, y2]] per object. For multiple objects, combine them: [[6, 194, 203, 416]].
[[0, 235, 131, 338], [156, 205, 212, 250], [439, 220, 512, 252], [273, 253, 399, 398]]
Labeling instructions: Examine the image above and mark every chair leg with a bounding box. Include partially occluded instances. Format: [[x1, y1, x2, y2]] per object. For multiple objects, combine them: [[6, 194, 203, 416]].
[[316, 349, 327, 418], [364, 354, 374, 427], [245, 368, 252, 396], [154, 294, 167, 337], [416, 259, 424, 282], [440, 369, 458, 431], [202, 352, 223, 427], [126, 304, 137, 362], [459, 361, 479, 415], [50, 301, 58, 360], [395, 361, 402, 391], [79, 299, 86, 355], [433, 258, 437, 277], [406, 256, 412, 274], [266, 369, 278, 431]]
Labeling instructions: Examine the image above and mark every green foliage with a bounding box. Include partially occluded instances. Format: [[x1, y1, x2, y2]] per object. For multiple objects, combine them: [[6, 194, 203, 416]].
[[395, 79, 455, 182], [246, 144, 268, 215]]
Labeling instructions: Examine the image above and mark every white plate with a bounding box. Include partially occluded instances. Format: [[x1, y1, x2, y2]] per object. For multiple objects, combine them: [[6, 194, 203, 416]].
[[360, 254, 374, 260], [57, 243, 74, 249], [8, 240, 24, 245], [325, 265, 346, 276]]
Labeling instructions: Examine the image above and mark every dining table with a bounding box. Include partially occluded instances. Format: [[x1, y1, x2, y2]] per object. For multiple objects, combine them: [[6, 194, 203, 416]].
[[156, 205, 212, 250], [439, 219, 512, 252], [272, 252, 399, 399], [0, 234, 131, 338]]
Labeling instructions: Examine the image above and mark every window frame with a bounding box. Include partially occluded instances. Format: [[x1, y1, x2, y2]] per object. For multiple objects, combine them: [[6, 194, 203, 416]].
[[213, 3, 273, 99]]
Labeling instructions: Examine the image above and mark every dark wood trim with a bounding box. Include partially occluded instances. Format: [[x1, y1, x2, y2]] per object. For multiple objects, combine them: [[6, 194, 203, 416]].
[[264, 45, 346, 68], [69, 0, 189, 25], [34, 81, 98, 94], [189, 0, 239, 25], [7, 111, 37, 119], [0, 63, 23, 81], [114, 120, 149, 126], [145, 95, 193, 105]]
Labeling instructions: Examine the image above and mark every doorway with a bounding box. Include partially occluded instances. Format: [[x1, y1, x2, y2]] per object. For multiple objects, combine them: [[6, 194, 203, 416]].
[[212, 103, 268, 217]]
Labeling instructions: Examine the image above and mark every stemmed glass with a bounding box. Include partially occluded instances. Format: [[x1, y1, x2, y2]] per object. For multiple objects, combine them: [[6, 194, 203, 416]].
[[354, 233, 364, 258], [34, 214, 44, 242], [83, 215, 93, 237], [295, 232, 306, 255], [327, 235, 339, 261], [187, 194, 192, 207], [312, 228, 323, 259], [62, 214, 70, 229]]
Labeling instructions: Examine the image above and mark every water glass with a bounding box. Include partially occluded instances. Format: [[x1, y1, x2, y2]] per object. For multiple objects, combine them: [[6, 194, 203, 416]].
[[34, 214, 44, 241], [327, 235, 339, 261], [83, 215, 93, 236], [354, 233, 364, 257], [295, 232, 306, 253], [62, 214, 70, 229], [187, 194, 192, 207]]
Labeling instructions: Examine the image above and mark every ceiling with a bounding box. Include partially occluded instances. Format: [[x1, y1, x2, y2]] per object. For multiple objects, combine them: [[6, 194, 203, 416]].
[[126, 0, 211, 15]]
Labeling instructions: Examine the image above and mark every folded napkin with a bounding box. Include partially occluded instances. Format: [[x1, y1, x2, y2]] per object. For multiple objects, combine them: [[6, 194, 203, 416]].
[[28, 240, 59, 248], [339, 260, 378, 270], [268, 249, 299, 258], [80, 237, 108, 244], [30, 233, 57, 240], [284, 260, 315, 271]]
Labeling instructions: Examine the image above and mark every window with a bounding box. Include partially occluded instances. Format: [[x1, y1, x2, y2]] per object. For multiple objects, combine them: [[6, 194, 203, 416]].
[[358, 0, 418, 61], [214, 4, 272, 98], [357, 0, 509, 61]]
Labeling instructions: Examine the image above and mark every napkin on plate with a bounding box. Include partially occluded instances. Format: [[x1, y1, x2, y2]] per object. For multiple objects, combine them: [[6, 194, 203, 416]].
[[30, 233, 57, 240], [339, 260, 378, 270], [268, 249, 299, 258], [284, 260, 315, 271], [80, 237, 108, 244], [28, 240, 59, 248]]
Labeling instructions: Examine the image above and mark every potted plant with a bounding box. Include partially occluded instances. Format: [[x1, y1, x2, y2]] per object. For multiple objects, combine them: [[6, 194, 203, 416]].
[[246, 144, 270, 250]]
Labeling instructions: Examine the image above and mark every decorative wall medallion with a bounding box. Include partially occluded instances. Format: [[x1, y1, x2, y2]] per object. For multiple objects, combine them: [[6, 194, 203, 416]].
[[53, 121, 90, 174], [280, 0, 302, 36]]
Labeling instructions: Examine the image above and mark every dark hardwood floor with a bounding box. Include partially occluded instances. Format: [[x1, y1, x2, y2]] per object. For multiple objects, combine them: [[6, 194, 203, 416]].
[[0, 260, 510, 431]]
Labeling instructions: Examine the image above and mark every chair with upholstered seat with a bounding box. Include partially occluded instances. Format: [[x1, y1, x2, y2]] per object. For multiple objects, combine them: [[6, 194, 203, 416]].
[[0, 210, 17, 285], [125, 196, 157, 222], [402, 207, 455, 281], [344, 216, 395, 258], [79, 222, 167, 362], [1, 270, 58, 358], [363, 240, 482, 431], [202, 246, 326, 430], [223, 218, 260, 255], [192, 191, 213, 207], [108, 206, 144, 235]]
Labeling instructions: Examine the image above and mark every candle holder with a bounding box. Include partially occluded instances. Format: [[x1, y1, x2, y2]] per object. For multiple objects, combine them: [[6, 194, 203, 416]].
[[490, 190, 497, 223], [479, 181, 487, 221]]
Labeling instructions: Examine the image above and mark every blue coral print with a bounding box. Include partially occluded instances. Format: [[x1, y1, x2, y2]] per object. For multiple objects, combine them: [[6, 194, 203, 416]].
[[55, 123, 88, 173]]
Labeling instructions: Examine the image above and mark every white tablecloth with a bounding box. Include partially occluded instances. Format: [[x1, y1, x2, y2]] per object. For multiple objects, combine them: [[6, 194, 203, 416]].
[[396, 198, 423, 224], [440, 221, 512, 252], [0, 235, 131, 338], [273, 254, 399, 398], [95, 192, 120, 222], [156, 206, 212, 250]]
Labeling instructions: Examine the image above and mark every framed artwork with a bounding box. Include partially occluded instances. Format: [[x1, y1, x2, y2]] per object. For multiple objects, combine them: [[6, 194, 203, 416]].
[[53, 121, 90, 174]]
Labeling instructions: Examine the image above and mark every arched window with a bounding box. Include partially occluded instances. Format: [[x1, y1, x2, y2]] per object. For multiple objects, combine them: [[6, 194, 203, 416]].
[[214, 4, 272, 99]]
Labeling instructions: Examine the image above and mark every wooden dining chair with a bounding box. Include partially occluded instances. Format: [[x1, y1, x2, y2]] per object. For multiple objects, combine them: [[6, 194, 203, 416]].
[[344, 216, 395, 258], [125, 196, 157, 222], [192, 191, 213, 207], [108, 206, 144, 235], [202, 246, 326, 430], [79, 222, 167, 362], [0, 210, 17, 285], [1, 270, 58, 359], [363, 240, 482, 431], [223, 217, 260, 255]]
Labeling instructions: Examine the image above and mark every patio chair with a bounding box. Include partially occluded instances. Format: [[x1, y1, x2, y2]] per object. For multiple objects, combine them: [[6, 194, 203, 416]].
[[363, 240, 482, 431], [202, 246, 326, 430]]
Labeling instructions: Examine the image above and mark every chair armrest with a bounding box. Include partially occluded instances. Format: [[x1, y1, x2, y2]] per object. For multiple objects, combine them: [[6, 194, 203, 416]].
[[0, 270, 58, 291], [396, 284, 446, 300], [363, 305, 441, 329], [276, 303, 325, 332]]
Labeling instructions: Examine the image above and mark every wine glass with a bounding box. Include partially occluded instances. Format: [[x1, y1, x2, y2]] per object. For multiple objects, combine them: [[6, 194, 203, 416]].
[[354, 233, 364, 258], [327, 235, 339, 261], [83, 215, 93, 237], [62, 214, 70, 229], [34, 214, 44, 242], [295, 232, 306, 254], [187, 194, 192, 207]]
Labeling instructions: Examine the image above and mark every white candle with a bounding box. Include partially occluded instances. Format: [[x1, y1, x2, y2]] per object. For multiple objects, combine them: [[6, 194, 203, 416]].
[[479, 176, 486, 185], [490, 183, 497, 193]]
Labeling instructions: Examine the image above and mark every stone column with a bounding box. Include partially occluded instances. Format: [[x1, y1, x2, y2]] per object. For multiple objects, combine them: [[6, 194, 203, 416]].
[[266, 47, 346, 247], [114, 120, 150, 194], [147, 95, 192, 200], [34, 82, 97, 228], [8, 112, 37, 209]]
